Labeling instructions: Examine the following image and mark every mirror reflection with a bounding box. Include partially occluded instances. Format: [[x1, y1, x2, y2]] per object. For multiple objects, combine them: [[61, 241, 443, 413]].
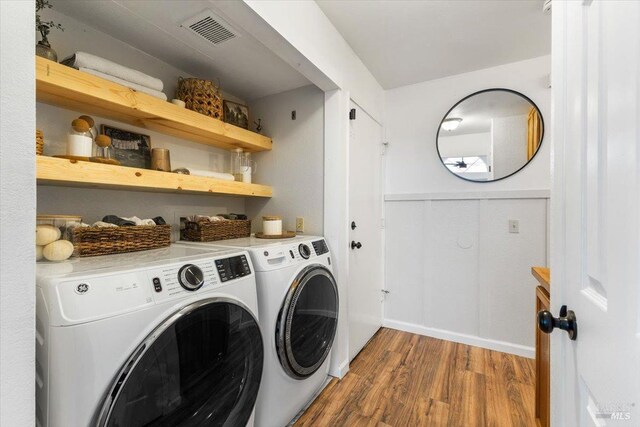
[[437, 89, 543, 182]]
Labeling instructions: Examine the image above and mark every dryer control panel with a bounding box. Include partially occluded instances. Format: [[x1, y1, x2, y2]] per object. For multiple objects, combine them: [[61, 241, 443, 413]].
[[312, 239, 329, 256], [215, 255, 251, 283]]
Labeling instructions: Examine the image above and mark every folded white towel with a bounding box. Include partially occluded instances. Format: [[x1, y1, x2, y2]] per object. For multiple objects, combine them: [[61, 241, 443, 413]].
[[92, 221, 118, 228], [80, 68, 167, 101], [183, 168, 235, 181], [62, 52, 163, 91]]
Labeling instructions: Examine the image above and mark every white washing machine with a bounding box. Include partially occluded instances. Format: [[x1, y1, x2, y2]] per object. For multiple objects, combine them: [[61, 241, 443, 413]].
[[36, 245, 264, 427], [178, 236, 339, 427]]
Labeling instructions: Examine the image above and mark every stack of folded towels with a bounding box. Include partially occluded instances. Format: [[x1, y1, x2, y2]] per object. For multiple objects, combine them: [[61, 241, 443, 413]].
[[61, 52, 167, 100]]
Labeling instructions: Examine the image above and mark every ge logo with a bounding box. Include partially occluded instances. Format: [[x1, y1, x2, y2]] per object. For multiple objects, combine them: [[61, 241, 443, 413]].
[[75, 283, 90, 294]]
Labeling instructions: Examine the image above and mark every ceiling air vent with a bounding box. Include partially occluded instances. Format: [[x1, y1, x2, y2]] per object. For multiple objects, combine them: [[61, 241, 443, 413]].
[[181, 10, 240, 46]]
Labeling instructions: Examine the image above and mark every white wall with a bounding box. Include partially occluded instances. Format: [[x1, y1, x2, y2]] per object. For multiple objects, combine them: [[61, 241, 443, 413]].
[[246, 85, 324, 235], [0, 1, 36, 425], [384, 56, 551, 357], [386, 55, 550, 194], [36, 9, 250, 234], [492, 114, 528, 179], [219, 0, 385, 123]]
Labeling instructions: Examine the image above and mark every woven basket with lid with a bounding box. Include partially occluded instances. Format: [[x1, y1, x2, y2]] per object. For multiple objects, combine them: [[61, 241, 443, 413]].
[[175, 77, 223, 119]]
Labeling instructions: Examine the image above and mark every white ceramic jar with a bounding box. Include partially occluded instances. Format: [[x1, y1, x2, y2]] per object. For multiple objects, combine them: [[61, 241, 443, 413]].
[[262, 216, 282, 236]]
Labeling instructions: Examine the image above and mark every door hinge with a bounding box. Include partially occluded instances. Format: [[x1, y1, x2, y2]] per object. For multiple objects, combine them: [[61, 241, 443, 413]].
[[349, 108, 356, 120]]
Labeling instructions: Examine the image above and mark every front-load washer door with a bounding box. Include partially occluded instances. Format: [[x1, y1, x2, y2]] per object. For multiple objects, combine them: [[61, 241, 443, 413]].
[[276, 265, 339, 380], [96, 298, 263, 427]]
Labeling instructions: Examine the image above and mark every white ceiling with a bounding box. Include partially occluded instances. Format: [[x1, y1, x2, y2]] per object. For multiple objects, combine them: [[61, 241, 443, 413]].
[[444, 90, 535, 136], [316, 0, 551, 89], [52, 0, 311, 101]]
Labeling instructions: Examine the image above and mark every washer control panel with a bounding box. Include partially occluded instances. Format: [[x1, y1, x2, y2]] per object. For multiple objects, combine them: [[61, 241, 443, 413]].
[[150, 259, 217, 302], [215, 254, 251, 283]]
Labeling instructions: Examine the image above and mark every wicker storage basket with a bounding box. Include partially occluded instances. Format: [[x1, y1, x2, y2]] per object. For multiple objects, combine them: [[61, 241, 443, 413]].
[[175, 77, 223, 119], [71, 224, 171, 257], [181, 220, 251, 242], [36, 129, 44, 155]]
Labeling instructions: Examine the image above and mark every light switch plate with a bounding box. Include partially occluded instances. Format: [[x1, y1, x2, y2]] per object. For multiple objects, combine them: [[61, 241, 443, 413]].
[[296, 217, 304, 233], [509, 219, 520, 234]]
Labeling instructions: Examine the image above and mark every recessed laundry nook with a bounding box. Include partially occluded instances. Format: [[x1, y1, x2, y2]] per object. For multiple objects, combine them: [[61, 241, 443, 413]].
[[2, 1, 640, 426]]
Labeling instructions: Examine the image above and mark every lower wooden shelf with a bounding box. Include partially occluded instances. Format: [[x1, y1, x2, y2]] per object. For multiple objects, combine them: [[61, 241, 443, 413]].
[[36, 156, 272, 198]]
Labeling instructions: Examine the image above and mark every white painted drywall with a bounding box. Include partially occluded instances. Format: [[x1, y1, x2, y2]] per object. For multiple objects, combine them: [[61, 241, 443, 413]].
[[385, 55, 550, 194], [383, 56, 551, 356], [241, 0, 385, 123], [0, 1, 36, 425], [245, 85, 324, 235], [491, 114, 528, 179], [323, 89, 352, 378]]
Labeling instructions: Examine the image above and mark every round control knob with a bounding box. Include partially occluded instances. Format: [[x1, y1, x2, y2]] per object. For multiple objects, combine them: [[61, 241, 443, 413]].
[[178, 264, 204, 291], [299, 243, 311, 259]]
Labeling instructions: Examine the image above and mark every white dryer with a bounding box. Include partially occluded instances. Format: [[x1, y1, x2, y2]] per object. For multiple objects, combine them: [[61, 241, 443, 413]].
[[36, 245, 264, 427], [177, 236, 339, 427]]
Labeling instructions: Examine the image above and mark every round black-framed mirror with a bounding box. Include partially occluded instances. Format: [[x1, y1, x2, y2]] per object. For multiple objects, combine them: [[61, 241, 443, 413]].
[[436, 88, 544, 182]]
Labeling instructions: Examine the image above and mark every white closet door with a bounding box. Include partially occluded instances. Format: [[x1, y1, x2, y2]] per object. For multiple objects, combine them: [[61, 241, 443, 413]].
[[348, 101, 384, 361]]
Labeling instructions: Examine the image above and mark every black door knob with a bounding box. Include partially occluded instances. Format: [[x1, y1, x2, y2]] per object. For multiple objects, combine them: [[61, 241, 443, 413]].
[[351, 221, 357, 230], [538, 305, 578, 340], [351, 241, 362, 250]]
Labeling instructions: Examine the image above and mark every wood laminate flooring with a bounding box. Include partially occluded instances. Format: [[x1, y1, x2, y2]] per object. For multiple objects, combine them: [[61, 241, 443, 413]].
[[295, 328, 535, 427]]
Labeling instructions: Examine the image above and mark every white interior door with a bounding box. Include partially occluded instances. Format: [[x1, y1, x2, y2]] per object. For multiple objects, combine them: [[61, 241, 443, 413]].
[[551, 1, 640, 425], [348, 101, 384, 361]]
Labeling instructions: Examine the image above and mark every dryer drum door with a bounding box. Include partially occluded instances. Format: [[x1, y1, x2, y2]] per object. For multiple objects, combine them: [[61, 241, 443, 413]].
[[276, 265, 339, 380], [96, 298, 263, 427]]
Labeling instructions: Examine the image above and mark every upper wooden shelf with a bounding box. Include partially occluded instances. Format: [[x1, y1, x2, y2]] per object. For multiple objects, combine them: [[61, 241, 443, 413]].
[[37, 156, 272, 198], [35, 57, 272, 152]]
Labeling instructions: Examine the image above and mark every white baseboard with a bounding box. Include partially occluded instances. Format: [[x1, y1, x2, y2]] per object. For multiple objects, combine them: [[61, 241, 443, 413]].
[[328, 358, 349, 379], [383, 319, 535, 359]]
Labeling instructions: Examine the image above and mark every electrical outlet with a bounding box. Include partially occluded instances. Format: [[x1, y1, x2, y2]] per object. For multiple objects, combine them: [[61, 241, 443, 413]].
[[509, 219, 520, 234], [296, 217, 304, 233]]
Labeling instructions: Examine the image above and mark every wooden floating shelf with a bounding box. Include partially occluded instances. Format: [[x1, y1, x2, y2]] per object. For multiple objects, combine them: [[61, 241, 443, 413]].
[[35, 57, 272, 152], [37, 156, 272, 198]]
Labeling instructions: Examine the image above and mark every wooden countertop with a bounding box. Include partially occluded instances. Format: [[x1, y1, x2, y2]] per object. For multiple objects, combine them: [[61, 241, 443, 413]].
[[532, 267, 550, 294]]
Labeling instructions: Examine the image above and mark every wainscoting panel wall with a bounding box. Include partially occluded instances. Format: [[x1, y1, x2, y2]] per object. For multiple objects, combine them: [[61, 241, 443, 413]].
[[384, 193, 548, 358]]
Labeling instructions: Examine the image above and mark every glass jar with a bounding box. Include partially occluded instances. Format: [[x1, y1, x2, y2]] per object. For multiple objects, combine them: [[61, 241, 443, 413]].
[[94, 134, 114, 160], [230, 148, 244, 182], [67, 118, 93, 157], [36, 215, 83, 241]]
